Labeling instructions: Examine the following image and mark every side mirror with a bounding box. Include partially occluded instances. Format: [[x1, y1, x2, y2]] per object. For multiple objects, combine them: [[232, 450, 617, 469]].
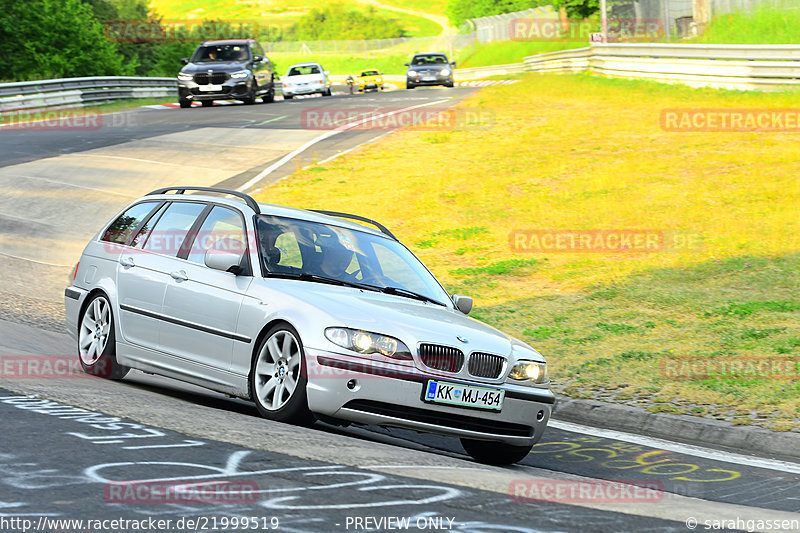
[[181, 58, 189, 65], [324, 70, 330, 76], [452, 294, 473, 315], [404, 63, 410, 67], [205, 250, 243, 274], [451, 61, 456, 67], [254, 55, 263, 62]]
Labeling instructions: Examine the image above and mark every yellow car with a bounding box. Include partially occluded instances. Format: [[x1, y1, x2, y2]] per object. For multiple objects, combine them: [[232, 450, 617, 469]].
[[357, 69, 384, 92]]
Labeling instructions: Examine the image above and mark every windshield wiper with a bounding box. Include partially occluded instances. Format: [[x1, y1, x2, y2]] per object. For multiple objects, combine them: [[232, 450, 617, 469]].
[[266, 272, 375, 291], [379, 286, 446, 307]]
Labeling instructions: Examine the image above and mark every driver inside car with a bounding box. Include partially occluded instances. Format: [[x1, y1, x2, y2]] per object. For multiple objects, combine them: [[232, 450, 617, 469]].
[[316, 234, 358, 281]]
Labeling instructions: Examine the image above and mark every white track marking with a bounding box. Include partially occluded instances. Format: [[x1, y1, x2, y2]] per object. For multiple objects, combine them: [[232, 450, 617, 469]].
[[237, 98, 451, 192], [550, 419, 800, 474]]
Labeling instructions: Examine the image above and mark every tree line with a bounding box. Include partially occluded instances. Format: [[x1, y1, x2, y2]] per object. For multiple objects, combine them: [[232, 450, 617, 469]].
[[0, 0, 407, 81]]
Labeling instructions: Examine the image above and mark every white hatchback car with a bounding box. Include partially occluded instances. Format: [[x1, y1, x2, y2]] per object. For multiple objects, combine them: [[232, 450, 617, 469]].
[[281, 62, 331, 99], [65, 187, 554, 464]]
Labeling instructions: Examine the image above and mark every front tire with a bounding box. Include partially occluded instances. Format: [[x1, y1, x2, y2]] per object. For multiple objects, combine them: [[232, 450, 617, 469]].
[[262, 79, 275, 103], [407, 82, 415, 89], [179, 98, 191, 108], [201, 100, 213, 107], [284, 94, 293, 100], [78, 294, 129, 380], [249, 324, 314, 425], [460, 438, 533, 465]]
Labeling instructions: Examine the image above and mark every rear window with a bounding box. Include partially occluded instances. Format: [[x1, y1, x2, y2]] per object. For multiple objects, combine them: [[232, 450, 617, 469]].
[[101, 202, 159, 245], [288, 65, 321, 76]]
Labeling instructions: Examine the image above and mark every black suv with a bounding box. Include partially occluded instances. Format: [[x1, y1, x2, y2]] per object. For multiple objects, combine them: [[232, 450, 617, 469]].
[[405, 53, 455, 89], [177, 39, 276, 108]]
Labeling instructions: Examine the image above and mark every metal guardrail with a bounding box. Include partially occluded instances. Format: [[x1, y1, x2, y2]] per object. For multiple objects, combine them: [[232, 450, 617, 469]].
[[4, 43, 800, 113], [523, 44, 800, 90], [0, 76, 177, 112]]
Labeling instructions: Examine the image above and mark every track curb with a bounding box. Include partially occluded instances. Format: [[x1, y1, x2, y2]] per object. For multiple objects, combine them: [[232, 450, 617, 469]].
[[553, 396, 800, 461]]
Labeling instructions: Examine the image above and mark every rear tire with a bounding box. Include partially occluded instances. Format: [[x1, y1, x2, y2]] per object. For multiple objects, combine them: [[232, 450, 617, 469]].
[[460, 438, 533, 465], [284, 94, 293, 100], [407, 83, 415, 89], [249, 324, 315, 425], [78, 294, 129, 380], [179, 98, 191, 108]]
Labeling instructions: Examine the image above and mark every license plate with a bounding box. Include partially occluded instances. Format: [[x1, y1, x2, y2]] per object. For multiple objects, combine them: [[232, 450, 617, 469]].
[[198, 85, 222, 91], [422, 76, 436, 81], [424, 380, 504, 410]]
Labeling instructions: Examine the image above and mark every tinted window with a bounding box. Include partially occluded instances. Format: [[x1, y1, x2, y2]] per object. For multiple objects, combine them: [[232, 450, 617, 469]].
[[141, 202, 206, 256], [101, 202, 158, 244], [187, 206, 247, 265], [361, 70, 379, 76]]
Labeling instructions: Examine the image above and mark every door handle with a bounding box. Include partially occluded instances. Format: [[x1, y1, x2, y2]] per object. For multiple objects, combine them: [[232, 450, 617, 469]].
[[170, 270, 188, 282], [119, 257, 135, 268]]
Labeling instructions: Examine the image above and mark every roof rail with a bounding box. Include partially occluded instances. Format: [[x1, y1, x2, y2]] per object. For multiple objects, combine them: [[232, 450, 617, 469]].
[[146, 186, 260, 214], [310, 210, 398, 240]]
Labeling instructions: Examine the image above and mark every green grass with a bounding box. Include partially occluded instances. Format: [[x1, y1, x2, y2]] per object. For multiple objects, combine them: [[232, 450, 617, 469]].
[[693, 2, 800, 44], [456, 40, 585, 68], [150, 0, 442, 37], [254, 72, 800, 431]]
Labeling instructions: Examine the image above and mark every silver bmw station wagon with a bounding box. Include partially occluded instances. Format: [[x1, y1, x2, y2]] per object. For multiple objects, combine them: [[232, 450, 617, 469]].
[[65, 187, 554, 464]]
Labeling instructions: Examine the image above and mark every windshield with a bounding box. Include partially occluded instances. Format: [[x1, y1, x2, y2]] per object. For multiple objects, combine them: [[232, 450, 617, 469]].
[[192, 44, 250, 63], [361, 70, 379, 76], [412, 55, 447, 66], [256, 215, 451, 306], [288, 65, 321, 76]]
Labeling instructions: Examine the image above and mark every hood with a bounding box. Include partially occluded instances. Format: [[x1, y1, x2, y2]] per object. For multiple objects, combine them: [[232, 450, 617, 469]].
[[260, 279, 517, 357], [181, 61, 249, 74]]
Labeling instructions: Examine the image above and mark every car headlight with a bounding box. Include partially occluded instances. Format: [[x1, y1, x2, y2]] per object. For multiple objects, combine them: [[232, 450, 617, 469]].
[[358, 79, 365, 84], [376, 77, 382, 82], [408, 70, 417, 77], [441, 68, 451, 77], [325, 327, 412, 360], [230, 70, 250, 79], [177, 73, 193, 81], [508, 360, 548, 384]]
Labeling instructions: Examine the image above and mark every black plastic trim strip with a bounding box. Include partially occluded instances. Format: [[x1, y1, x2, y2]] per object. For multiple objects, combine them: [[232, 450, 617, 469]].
[[119, 304, 251, 343]]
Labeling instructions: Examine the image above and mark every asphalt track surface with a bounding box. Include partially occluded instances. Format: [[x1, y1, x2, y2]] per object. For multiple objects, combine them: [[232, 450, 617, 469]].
[[0, 87, 799, 532]]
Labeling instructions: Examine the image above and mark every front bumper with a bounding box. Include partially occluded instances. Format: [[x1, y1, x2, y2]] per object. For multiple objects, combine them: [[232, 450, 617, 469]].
[[305, 349, 554, 446], [178, 79, 252, 101], [407, 76, 453, 87]]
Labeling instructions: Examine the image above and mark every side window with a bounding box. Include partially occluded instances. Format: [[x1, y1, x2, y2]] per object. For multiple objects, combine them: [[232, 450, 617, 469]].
[[187, 206, 247, 265], [141, 202, 206, 257], [100, 202, 158, 244], [273, 232, 303, 269]]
